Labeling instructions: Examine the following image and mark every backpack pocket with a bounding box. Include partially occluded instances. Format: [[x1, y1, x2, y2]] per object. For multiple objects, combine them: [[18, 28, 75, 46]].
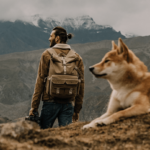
[[49, 75, 79, 99]]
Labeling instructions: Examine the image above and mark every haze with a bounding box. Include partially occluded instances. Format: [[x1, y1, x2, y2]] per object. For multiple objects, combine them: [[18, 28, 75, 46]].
[[0, 0, 150, 36]]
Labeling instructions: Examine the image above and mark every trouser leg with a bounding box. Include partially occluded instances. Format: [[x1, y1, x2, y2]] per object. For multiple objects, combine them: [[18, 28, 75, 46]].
[[58, 103, 74, 127], [40, 101, 60, 129]]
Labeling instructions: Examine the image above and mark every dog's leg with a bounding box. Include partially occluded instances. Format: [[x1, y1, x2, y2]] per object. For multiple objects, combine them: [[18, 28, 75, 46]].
[[98, 95, 149, 125], [101, 95, 121, 119], [82, 95, 120, 129]]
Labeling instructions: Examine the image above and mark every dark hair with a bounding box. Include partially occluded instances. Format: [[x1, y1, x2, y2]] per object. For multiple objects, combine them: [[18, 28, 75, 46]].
[[53, 26, 73, 43]]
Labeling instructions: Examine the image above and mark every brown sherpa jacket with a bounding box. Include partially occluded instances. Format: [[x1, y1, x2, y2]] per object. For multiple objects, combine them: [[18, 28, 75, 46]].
[[29, 44, 84, 116]]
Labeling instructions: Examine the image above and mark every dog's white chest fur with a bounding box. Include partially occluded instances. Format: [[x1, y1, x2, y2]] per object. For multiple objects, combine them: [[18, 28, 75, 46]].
[[112, 88, 140, 109]]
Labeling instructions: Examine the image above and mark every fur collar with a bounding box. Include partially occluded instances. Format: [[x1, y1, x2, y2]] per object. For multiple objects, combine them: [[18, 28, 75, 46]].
[[53, 44, 71, 50]]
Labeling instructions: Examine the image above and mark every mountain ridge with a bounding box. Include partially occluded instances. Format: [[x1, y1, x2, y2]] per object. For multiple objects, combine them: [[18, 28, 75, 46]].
[[31, 15, 112, 30], [0, 15, 125, 55]]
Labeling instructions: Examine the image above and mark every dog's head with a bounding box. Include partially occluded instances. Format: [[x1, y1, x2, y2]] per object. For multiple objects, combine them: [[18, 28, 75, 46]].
[[89, 38, 147, 80]]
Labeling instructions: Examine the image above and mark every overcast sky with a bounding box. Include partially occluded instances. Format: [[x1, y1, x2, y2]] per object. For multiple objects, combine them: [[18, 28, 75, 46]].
[[0, 0, 150, 36]]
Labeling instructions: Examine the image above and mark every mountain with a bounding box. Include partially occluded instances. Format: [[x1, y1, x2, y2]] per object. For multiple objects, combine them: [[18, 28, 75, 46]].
[[125, 33, 139, 38], [0, 113, 150, 149], [0, 20, 49, 55], [0, 36, 150, 121], [36, 15, 112, 30], [0, 15, 125, 55], [37, 15, 125, 44]]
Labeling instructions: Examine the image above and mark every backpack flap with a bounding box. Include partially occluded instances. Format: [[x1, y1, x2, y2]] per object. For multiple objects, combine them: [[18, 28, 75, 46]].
[[52, 80, 66, 84], [65, 80, 79, 85], [51, 75, 78, 80]]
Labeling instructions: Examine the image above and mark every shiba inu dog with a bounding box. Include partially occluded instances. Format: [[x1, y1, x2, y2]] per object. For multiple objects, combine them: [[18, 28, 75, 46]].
[[83, 38, 150, 129]]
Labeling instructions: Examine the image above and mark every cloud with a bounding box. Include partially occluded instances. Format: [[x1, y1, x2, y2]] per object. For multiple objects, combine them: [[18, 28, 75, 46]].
[[0, 0, 150, 36]]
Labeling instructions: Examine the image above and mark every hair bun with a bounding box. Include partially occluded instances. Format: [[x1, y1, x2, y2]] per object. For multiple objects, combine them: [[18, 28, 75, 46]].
[[67, 33, 73, 39]]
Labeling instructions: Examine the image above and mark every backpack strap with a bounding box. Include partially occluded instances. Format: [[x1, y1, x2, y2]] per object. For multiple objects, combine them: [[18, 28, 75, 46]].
[[47, 48, 62, 62], [74, 58, 83, 95], [65, 49, 79, 63], [74, 66, 83, 80], [44, 48, 54, 94]]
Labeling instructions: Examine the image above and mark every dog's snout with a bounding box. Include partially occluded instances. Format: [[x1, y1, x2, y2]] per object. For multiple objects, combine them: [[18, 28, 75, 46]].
[[89, 67, 94, 72]]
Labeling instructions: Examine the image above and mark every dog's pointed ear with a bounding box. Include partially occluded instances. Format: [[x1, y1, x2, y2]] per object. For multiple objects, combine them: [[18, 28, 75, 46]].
[[112, 41, 118, 50], [117, 38, 128, 54], [117, 38, 132, 63]]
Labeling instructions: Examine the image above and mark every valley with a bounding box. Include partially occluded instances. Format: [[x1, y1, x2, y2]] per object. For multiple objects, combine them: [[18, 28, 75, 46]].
[[0, 36, 150, 122]]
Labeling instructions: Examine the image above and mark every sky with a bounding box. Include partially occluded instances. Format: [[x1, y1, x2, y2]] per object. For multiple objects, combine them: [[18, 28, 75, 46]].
[[0, 0, 150, 36]]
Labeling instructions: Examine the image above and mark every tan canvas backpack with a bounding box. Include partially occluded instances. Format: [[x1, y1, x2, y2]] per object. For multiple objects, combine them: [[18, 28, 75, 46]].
[[45, 48, 82, 100]]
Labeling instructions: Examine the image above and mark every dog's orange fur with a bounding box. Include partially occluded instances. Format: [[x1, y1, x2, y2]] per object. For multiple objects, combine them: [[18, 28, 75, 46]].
[[83, 38, 150, 129]]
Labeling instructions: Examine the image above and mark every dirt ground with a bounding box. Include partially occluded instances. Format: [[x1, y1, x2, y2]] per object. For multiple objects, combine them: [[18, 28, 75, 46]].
[[0, 113, 150, 150]]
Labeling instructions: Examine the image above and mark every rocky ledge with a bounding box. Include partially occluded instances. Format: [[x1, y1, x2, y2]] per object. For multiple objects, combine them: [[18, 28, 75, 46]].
[[0, 113, 150, 150]]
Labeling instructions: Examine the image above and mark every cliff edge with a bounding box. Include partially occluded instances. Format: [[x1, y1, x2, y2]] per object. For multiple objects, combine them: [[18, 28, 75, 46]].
[[0, 113, 150, 150]]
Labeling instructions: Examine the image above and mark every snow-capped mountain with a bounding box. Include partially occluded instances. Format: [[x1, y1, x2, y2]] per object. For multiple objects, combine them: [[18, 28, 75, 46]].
[[125, 33, 139, 38], [0, 15, 125, 55], [61, 15, 111, 30], [31, 15, 112, 31], [30, 15, 125, 44], [31, 14, 61, 28]]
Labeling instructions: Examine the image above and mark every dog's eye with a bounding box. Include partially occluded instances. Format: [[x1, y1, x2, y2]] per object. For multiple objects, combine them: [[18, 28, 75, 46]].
[[104, 60, 110, 63]]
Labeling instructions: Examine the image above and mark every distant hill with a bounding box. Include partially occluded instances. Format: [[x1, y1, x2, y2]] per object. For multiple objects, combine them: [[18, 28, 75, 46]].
[[0, 36, 150, 121], [0, 15, 125, 55], [0, 116, 11, 124]]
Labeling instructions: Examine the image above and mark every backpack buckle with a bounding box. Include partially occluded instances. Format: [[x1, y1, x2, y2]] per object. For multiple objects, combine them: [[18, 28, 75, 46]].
[[69, 88, 73, 95], [56, 88, 60, 94]]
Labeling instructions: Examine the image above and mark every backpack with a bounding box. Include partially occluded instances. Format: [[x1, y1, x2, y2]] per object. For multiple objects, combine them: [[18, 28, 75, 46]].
[[45, 48, 82, 100]]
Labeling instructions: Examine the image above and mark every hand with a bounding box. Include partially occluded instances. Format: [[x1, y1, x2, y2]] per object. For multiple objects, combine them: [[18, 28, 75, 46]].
[[29, 108, 38, 116], [72, 112, 79, 122], [29, 110, 35, 116]]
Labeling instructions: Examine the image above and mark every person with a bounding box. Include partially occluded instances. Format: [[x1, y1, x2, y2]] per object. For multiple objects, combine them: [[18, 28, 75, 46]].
[[29, 26, 84, 129]]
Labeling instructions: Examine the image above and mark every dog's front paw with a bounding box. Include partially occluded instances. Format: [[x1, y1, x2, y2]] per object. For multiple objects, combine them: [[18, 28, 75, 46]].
[[95, 120, 106, 126], [82, 123, 96, 130], [102, 117, 114, 125], [95, 118, 113, 126]]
